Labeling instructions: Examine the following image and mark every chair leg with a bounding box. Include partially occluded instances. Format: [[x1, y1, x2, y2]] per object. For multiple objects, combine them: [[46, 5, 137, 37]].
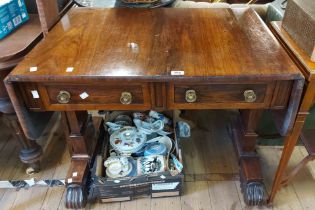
[[281, 155, 315, 186], [3, 114, 42, 174]]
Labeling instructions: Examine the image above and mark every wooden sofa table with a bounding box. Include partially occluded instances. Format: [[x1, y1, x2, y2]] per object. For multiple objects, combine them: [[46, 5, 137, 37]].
[[5, 8, 304, 208]]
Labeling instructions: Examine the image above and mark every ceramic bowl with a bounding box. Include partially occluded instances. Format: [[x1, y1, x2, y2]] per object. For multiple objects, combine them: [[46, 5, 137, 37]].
[[144, 142, 167, 156], [146, 136, 174, 154]]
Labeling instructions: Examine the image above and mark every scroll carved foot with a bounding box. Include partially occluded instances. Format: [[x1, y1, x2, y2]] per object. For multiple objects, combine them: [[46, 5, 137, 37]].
[[241, 181, 267, 206], [65, 184, 88, 209]]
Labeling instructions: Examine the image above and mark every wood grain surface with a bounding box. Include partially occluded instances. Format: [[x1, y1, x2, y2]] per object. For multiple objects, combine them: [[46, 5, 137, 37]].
[[8, 8, 302, 82]]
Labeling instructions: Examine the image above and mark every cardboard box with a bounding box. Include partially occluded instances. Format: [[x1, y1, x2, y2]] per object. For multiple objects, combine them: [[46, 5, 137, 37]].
[[283, 0, 315, 61], [89, 112, 184, 203], [0, 0, 29, 40]]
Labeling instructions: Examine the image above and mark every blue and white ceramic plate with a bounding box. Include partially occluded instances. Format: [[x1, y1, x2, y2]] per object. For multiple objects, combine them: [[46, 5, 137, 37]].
[[110, 126, 147, 154]]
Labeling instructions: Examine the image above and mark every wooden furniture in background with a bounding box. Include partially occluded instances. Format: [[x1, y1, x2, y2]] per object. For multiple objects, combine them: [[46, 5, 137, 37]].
[[0, 0, 73, 174], [36, 0, 74, 35], [5, 8, 303, 208], [268, 21, 315, 203], [282, 0, 315, 62], [0, 14, 43, 174]]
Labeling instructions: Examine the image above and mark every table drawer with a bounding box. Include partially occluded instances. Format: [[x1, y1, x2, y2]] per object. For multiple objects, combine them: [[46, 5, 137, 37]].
[[39, 83, 151, 111], [167, 83, 275, 109]]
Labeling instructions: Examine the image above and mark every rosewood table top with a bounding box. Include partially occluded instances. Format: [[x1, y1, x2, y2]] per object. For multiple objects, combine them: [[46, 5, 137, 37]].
[[8, 8, 301, 82]]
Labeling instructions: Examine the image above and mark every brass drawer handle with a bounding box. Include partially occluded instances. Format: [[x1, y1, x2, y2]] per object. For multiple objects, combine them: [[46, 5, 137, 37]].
[[244, 90, 256, 103], [120, 92, 132, 105], [57, 91, 71, 104], [185, 90, 197, 103]]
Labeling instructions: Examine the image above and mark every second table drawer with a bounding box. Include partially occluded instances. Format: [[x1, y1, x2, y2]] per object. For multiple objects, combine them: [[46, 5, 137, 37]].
[[168, 83, 275, 109]]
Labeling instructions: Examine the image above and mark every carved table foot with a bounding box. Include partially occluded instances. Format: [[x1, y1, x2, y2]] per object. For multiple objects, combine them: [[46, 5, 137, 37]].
[[241, 180, 266, 206], [64, 159, 90, 209], [230, 110, 267, 206], [239, 159, 267, 206], [62, 111, 102, 209], [66, 184, 88, 209]]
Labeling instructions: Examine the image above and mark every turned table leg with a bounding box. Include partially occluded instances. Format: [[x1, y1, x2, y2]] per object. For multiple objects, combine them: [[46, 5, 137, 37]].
[[2, 113, 42, 174], [61, 111, 98, 209], [1, 70, 43, 174], [231, 109, 266, 206]]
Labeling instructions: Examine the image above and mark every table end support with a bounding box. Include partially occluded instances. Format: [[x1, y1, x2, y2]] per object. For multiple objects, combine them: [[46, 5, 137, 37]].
[[230, 109, 267, 206]]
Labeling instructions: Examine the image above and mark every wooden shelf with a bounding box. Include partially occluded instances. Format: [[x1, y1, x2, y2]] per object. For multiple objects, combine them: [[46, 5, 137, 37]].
[[0, 14, 43, 70]]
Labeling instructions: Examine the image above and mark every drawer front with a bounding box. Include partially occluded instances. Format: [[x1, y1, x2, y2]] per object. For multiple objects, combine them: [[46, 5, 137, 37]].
[[17, 83, 43, 111], [39, 83, 151, 111], [168, 83, 275, 109]]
